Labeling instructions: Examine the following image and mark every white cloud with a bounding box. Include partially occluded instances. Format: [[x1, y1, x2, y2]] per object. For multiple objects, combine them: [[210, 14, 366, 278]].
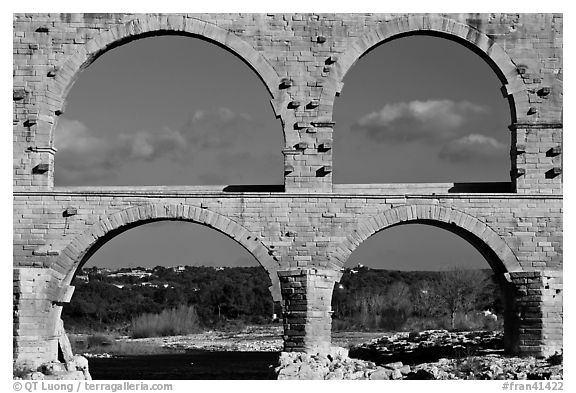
[[53, 108, 279, 185], [353, 100, 487, 143], [438, 133, 507, 163]]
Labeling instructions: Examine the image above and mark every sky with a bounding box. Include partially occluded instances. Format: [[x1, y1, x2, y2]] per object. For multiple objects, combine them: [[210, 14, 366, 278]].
[[52, 34, 510, 271]]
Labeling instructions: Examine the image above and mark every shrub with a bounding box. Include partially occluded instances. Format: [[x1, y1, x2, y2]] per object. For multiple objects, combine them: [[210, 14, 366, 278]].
[[130, 304, 201, 338]]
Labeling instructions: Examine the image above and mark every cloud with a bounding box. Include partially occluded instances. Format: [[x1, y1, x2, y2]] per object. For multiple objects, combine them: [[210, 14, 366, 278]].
[[55, 118, 186, 162], [53, 108, 277, 185], [352, 100, 487, 143], [438, 133, 507, 163], [183, 108, 257, 150], [54, 118, 189, 184]]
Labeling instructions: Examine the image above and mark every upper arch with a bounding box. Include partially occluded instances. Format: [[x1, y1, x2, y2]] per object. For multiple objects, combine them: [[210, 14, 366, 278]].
[[321, 15, 528, 124], [53, 203, 282, 301], [47, 15, 282, 145], [329, 204, 522, 274]]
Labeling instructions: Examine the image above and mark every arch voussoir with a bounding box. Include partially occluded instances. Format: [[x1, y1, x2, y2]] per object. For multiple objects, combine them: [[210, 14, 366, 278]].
[[332, 204, 521, 273], [54, 204, 280, 300]]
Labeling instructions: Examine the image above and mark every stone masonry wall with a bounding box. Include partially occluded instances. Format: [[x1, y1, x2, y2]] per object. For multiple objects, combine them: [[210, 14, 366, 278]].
[[13, 13, 562, 370], [13, 13, 562, 192]]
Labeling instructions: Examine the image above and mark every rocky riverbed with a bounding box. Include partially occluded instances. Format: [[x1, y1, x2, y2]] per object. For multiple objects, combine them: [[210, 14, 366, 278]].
[[17, 327, 563, 380], [276, 329, 563, 380], [276, 348, 563, 380]]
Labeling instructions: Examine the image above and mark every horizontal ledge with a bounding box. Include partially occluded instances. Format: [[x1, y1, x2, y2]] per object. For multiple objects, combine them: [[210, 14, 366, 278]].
[[40, 184, 285, 193], [13, 183, 562, 200], [509, 122, 563, 130], [334, 182, 513, 194]]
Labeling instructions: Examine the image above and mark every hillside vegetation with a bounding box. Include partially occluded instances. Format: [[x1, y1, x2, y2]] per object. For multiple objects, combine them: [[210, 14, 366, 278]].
[[62, 265, 502, 336]]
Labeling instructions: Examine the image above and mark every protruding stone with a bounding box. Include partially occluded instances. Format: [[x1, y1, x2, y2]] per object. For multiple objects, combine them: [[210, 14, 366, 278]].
[[517, 64, 528, 74], [547, 146, 562, 156], [63, 207, 77, 217], [512, 168, 526, 177], [13, 89, 26, 101], [280, 78, 293, 88], [294, 122, 310, 129], [326, 55, 338, 64], [32, 163, 49, 174], [307, 100, 320, 109], [537, 87, 551, 97]]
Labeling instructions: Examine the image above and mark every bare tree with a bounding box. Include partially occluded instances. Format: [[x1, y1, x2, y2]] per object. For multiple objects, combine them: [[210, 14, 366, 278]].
[[433, 267, 486, 329]]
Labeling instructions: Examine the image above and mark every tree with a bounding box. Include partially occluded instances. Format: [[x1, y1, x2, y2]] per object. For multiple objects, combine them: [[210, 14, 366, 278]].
[[433, 267, 486, 329]]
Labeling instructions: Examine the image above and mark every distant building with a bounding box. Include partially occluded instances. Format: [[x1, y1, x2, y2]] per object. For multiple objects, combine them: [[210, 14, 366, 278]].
[[171, 266, 186, 273], [108, 269, 152, 279]]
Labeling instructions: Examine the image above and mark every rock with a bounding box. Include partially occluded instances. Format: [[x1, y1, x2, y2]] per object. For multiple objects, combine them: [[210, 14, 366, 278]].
[[22, 372, 45, 380], [369, 368, 391, 380], [329, 346, 349, 359], [384, 361, 403, 369], [43, 371, 85, 380], [400, 365, 411, 375], [391, 368, 403, 380], [297, 364, 323, 380], [13, 360, 41, 378], [41, 361, 67, 375], [326, 369, 344, 380], [72, 355, 89, 371], [277, 363, 300, 380]]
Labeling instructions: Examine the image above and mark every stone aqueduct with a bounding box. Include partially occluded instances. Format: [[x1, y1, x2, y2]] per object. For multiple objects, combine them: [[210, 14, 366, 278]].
[[13, 13, 562, 368]]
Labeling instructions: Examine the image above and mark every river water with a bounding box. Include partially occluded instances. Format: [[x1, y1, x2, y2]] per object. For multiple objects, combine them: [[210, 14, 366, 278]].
[[88, 350, 280, 380]]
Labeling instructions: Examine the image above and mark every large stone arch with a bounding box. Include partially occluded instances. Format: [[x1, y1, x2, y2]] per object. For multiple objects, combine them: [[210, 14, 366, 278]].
[[53, 203, 282, 301], [45, 14, 282, 147], [328, 203, 525, 353], [330, 204, 522, 274], [321, 15, 528, 124]]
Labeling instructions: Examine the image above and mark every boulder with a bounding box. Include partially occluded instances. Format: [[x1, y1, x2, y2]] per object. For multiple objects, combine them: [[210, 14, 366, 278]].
[[22, 372, 45, 380], [13, 359, 41, 378], [391, 368, 403, 380], [41, 361, 67, 375], [369, 368, 392, 380], [43, 370, 85, 380], [326, 368, 344, 380]]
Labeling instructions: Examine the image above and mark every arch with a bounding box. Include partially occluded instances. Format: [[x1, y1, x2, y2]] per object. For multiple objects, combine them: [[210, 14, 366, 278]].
[[54, 203, 282, 301], [46, 15, 282, 146], [330, 204, 521, 274], [321, 15, 529, 125]]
